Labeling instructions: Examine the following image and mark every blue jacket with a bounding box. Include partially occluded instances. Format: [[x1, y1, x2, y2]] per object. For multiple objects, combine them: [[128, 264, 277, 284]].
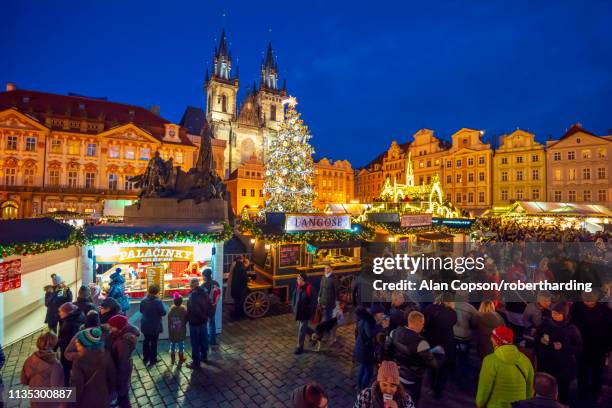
[[107, 271, 130, 313], [139, 296, 167, 336]]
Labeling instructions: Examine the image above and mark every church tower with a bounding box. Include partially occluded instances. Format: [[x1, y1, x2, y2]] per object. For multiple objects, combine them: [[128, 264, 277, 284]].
[[255, 42, 286, 132], [205, 29, 239, 124]]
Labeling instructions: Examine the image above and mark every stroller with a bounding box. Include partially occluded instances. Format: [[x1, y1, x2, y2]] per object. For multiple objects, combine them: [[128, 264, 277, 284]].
[[310, 303, 346, 351]]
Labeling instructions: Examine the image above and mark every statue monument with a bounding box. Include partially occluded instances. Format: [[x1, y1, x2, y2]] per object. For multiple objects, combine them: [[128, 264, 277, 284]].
[[124, 131, 228, 224]]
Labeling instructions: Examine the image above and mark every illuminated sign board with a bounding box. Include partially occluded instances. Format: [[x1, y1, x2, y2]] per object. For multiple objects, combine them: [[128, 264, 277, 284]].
[[400, 214, 433, 227], [285, 214, 351, 232], [96, 246, 194, 263]]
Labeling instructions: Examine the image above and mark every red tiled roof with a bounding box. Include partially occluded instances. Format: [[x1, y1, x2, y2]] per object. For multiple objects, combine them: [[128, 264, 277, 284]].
[[559, 123, 596, 140], [0, 89, 194, 147]]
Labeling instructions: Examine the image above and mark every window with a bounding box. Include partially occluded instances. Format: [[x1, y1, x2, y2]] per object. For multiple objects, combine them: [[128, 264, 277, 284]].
[[553, 152, 561, 161], [259, 190, 264, 197], [427, 160, 431, 168], [567, 151, 575, 160], [576, 138, 581, 144], [468, 192, 474, 203], [583, 190, 591, 202], [597, 149, 607, 159], [68, 140, 80, 155], [175, 151, 184, 164], [501, 172, 508, 182], [419, 176, 424, 185], [516, 156, 524, 164], [4, 168, 16, 185], [250, 189, 255, 197], [532, 189, 540, 200], [446, 193, 452, 202], [67, 171, 78, 188], [456, 159, 462, 168], [467, 158, 474, 166], [554, 191, 562, 201], [532, 154, 539, 162], [25, 137, 36, 151], [85, 173, 96, 189], [221, 94, 227, 112], [49, 170, 60, 186], [568, 190, 576, 201], [124, 178, 135, 191], [501, 190, 508, 201], [51, 139, 62, 154], [446, 175, 452, 184], [241, 188, 246, 197], [426, 176, 431, 184], [554, 169, 562, 181], [516, 189, 524, 200], [6, 135, 17, 150], [125, 147, 135, 160], [479, 191, 485, 203], [582, 150, 591, 159], [598, 167, 606, 179], [479, 172, 485, 182], [516, 170, 523, 181], [456, 193, 462, 203], [108, 174, 118, 190], [456, 174, 462, 183], [270, 105, 276, 121], [109, 145, 120, 159], [568, 169, 576, 181], [598, 190, 607, 202], [479, 156, 485, 165], [446, 161, 452, 168], [140, 148, 150, 160], [532, 169, 539, 181], [86, 143, 96, 156], [583, 168, 591, 180], [501, 157, 508, 165], [468, 173, 474, 182], [23, 168, 35, 185]]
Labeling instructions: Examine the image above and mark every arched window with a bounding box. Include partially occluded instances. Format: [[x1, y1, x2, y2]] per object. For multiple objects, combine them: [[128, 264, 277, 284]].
[[1, 200, 19, 219], [270, 104, 276, 121], [221, 94, 227, 113]]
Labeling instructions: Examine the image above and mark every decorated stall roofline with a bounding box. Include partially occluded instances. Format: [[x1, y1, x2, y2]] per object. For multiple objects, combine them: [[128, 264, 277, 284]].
[[364, 220, 478, 235], [0, 229, 85, 258], [239, 219, 374, 243]]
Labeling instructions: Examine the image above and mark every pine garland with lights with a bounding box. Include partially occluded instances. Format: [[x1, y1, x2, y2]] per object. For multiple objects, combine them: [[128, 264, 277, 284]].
[[264, 97, 315, 213], [239, 219, 374, 243], [86, 221, 233, 246], [0, 228, 85, 258], [364, 221, 478, 236]]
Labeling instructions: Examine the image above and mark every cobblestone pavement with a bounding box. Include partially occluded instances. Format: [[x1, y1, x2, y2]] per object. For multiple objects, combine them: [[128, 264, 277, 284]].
[[2, 306, 611, 407]]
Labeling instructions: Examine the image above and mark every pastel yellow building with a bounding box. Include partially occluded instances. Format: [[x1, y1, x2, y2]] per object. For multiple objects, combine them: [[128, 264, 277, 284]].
[[313, 158, 354, 209], [381, 141, 410, 184], [442, 128, 493, 214], [546, 124, 612, 205], [494, 129, 546, 205], [408, 129, 450, 186], [0, 86, 197, 219], [225, 154, 265, 215]]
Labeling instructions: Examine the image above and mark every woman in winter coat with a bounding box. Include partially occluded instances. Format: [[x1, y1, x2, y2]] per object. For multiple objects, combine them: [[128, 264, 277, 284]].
[[354, 361, 415, 408], [473, 301, 505, 359], [292, 272, 316, 355], [64, 310, 105, 362], [20, 332, 64, 408], [107, 268, 131, 314], [75, 285, 97, 316], [56, 302, 85, 386], [139, 284, 167, 365], [44, 274, 73, 332], [99, 297, 121, 324], [108, 315, 141, 408], [70, 327, 116, 408], [354, 305, 377, 390], [535, 302, 582, 404]]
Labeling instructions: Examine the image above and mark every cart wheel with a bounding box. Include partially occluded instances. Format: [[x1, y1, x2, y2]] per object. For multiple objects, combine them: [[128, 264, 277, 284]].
[[338, 275, 354, 305], [243, 290, 270, 318]]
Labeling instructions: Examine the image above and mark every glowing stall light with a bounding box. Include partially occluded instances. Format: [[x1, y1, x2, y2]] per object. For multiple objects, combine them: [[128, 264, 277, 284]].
[[193, 243, 213, 261]]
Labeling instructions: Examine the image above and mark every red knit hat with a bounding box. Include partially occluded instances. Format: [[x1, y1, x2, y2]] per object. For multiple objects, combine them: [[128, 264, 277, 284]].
[[377, 360, 400, 385], [492, 325, 513, 345], [108, 314, 128, 330]]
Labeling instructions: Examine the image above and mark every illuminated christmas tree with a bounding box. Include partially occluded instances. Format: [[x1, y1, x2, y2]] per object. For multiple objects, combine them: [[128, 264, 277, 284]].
[[264, 97, 315, 213]]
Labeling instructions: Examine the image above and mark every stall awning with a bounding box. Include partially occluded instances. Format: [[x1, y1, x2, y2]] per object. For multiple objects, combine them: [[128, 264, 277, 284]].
[[86, 223, 224, 236], [307, 240, 362, 249], [415, 232, 455, 241], [506, 201, 612, 217], [0, 218, 74, 246]]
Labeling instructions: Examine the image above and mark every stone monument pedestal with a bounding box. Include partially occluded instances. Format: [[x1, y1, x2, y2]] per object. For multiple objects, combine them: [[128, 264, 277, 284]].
[[123, 198, 228, 225]]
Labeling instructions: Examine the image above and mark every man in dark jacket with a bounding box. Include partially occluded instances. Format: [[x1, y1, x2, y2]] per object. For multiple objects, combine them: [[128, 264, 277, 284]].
[[318, 265, 338, 321], [512, 372, 564, 408], [75, 285, 97, 317], [99, 297, 121, 324], [56, 302, 85, 386], [386, 310, 441, 406], [202, 268, 221, 346], [570, 291, 612, 402], [389, 292, 419, 332], [44, 275, 73, 332], [353, 305, 377, 390], [423, 298, 457, 399], [186, 277, 211, 369], [108, 315, 141, 408], [231, 259, 249, 320], [139, 284, 166, 366], [292, 272, 316, 355]]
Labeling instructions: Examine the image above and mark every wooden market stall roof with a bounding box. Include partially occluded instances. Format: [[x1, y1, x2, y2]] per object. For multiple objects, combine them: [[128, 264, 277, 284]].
[[84, 222, 231, 244], [0, 218, 74, 246], [504, 201, 612, 217]]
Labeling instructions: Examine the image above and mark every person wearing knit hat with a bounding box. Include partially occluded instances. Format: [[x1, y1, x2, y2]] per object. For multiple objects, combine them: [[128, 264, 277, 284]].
[[108, 314, 128, 331], [476, 326, 535, 408], [77, 327, 104, 350], [44, 275, 73, 333], [535, 302, 582, 404], [84, 310, 101, 329], [292, 272, 315, 355], [57, 302, 85, 386], [353, 360, 415, 408], [107, 312, 141, 407], [75, 285, 97, 317], [99, 297, 121, 324]]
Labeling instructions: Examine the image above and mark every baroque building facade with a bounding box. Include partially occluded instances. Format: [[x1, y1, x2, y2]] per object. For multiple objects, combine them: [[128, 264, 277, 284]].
[[313, 158, 354, 210], [0, 86, 197, 219]]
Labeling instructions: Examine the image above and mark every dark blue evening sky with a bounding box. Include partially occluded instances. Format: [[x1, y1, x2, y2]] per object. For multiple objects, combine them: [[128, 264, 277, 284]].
[[2, 0, 612, 167]]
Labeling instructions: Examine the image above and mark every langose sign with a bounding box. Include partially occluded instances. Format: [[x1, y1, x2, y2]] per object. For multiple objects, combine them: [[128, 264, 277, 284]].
[[286, 214, 351, 232]]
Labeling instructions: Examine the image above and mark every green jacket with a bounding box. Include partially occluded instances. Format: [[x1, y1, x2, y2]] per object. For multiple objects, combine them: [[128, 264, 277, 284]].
[[476, 344, 534, 408]]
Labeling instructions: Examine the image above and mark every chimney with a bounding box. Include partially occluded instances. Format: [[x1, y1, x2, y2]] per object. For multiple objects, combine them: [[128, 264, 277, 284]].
[[149, 105, 160, 116], [6, 82, 16, 92]]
